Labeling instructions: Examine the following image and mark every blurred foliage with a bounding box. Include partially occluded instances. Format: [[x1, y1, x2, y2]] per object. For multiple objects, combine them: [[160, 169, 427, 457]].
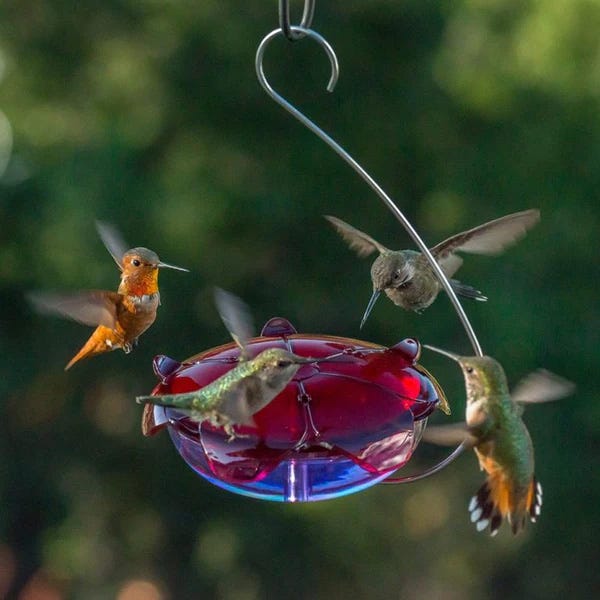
[[0, 0, 598, 598]]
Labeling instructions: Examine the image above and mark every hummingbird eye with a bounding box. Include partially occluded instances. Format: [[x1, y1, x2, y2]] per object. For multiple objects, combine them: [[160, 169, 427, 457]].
[[392, 271, 411, 287], [277, 360, 292, 368], [466, 366, 474, 374], [132, 259, 141, 267]]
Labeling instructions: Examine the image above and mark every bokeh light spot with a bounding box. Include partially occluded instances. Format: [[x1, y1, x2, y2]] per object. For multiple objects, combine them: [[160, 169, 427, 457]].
[[117, 579, 163, 600]]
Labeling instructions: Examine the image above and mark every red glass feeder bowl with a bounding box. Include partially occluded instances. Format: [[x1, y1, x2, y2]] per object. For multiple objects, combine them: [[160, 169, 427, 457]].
[[142, 317, 446, 502]]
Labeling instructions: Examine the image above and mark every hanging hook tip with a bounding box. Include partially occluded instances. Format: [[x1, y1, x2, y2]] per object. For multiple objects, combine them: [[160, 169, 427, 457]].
[[326, 73, 338, 93]]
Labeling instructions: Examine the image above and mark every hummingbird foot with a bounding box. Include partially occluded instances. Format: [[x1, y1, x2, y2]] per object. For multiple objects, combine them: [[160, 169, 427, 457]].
[[222, 423, 253, 442], [224, 423, 236, 441], [122, 342, 133, 354]]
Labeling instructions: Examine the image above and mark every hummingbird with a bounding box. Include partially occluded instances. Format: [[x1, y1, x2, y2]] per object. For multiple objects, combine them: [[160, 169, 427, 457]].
[[137, 288, 332, 439], [28, 221, 188, 370], [325, 209, 540, 327], [422, 345, 574, 535]]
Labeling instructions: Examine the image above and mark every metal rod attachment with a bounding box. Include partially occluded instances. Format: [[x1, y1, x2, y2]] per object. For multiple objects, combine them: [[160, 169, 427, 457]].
[[279, 0, 317, 41], [255, 26, 483, 356], [381, 440, 468, 484]]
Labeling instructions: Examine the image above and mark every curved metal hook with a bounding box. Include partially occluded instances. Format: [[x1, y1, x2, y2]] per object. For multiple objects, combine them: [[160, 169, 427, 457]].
[[255, 27, 483, 357], [256, 27, 338, 97], [279, 0, 316, 41]]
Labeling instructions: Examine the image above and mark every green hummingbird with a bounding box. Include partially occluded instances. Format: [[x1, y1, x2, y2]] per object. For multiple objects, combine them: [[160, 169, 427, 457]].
[[325, 209, 540, 327], [136, 288, 327, 439], [422, 345, 574, 535]]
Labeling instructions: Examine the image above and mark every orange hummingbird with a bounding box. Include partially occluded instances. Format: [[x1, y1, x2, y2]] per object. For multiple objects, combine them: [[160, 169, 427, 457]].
[[28, 221, 188, 370]]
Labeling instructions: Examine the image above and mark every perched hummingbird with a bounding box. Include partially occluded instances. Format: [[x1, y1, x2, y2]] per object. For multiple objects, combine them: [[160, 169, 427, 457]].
[[137, 288, 330, 439], [325, 210, 540, 327], [422, 345, 574, 535], [28, 221, 188, 370]]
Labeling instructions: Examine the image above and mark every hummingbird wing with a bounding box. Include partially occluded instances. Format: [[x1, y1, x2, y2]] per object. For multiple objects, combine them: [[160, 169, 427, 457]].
[[421, 422, 478, 447], [28, 290, 120, 328], [325, 215, 390, 257], [431, 209, 540, 260], [511, 369, 575, 405], [214, 288, 254, 360], [218, 375, 269, 425], [96, 220, 130, 270], [438, 254, 464, 278]]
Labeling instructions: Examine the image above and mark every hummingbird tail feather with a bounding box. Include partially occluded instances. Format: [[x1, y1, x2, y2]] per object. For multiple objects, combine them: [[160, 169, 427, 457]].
[[64, 326, 121, 370], [509, 477, 542, 534], [136, 393, 193, 408], [450, 279, 488, 302], [136, 392, 255, 436], [469, 474, 541, 536], [65, 341, 100, 370], [528, 477, 543, 523], [468, 478, 505, 537]]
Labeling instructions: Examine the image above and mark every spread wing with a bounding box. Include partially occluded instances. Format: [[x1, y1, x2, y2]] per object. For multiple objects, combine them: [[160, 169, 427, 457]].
[[511, 369, 575, 405], [437, 254, 464, 278], [28, 290, 120, 328], [214, 287, 254, 359], [431, 209, 540, 261], [96, 220, 130, 270], [324, 215, 389, 257], [421, 422, 478, 447]]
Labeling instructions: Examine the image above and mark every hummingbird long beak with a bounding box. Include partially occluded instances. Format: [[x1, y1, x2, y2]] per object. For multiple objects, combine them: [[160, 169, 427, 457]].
[[293, 351, 346, 365], [423, 344, 461, 362], [360, 289, 380, 329], [294, 357, 321, 364], [157, 261, 189, 272]]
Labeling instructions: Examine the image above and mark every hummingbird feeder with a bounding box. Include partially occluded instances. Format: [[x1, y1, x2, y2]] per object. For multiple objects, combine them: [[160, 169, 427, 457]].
[[139, 1, 476, 503], [143, 317, 446, 502]]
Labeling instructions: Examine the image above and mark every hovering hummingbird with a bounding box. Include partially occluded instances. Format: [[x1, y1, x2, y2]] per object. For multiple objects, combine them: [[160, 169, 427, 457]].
[[137, 288, 331, 439], [422, 345, 574, 535], [28, 221, 188, 370], [325, 209, 540, 327]]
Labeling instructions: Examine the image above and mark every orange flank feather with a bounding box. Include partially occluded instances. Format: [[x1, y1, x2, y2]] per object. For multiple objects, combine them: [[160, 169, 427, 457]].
[[469, 450, 542, 536]]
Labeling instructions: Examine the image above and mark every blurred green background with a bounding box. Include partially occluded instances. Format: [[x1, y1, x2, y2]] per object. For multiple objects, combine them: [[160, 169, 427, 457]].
[[0, 1, 598, 598]]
